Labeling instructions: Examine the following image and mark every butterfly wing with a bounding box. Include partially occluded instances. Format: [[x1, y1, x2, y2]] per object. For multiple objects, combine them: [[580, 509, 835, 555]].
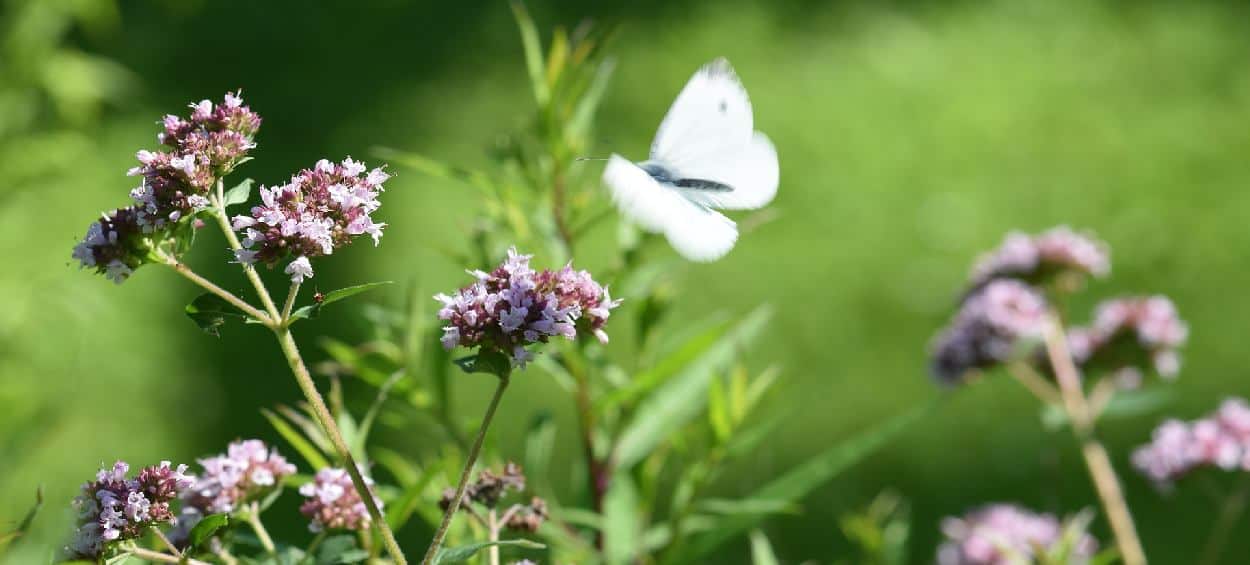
[[603, 154, 738, 262], [649, 58, 779, 210]]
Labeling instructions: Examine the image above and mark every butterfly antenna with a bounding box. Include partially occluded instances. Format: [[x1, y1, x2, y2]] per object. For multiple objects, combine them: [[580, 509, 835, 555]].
[[575, 156, 611, 162]]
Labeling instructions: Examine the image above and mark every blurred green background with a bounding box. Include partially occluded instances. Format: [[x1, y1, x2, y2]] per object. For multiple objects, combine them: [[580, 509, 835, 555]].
[[4, 0, 1250, 562]]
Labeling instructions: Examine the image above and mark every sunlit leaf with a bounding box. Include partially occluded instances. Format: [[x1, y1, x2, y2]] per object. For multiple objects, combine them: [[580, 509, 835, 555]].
[[291, 281, 393, 321], [749, 530, 780, 565], [261, 408, 330, 470], [187, 513, 229, 549], [614, 306, 772, 468], [510, 0, 549, 105], [673, 400, 936, 562], [223, 178, 254, 207]]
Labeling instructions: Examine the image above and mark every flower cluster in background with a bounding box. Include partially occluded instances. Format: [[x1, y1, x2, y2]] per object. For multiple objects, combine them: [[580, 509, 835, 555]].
[[72, 92, 262, 283], [970, 226, 1110, 289], [929, 280, 1047, 384], [930, 226, 1187, 388], [298, 466, 383, 532], [183, 439, 296, 515], [1068, 296, 1190, 386], [436, 248, 621, 367], [1132, 398, 1250, 484], [439, 463, 549, 533], [937, 504, 1098, 565], [231, 157, 388, 283], [67, 461, 192, 559]]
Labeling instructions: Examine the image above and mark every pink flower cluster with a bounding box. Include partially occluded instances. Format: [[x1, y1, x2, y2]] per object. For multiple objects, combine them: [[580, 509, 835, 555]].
[[72, 92, 261, 283], [937, 504, 1098, 565], [67, 461, 192, 558], [128, 92, 261, 231], [1068, 296, 1188, 383], [183, 439, 297, 514], [930, 280, 1047, 384], [1132, 398, 1250, 483], [298, 467, 383, 532], [436, 248, 622, 367], [231, 157, 389, 283], [970, 226, 1110, 288], [71, 207, 147, 284]]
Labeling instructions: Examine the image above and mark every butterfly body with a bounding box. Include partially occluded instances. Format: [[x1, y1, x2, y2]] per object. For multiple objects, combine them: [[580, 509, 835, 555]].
[[603, 58, 778, 262]]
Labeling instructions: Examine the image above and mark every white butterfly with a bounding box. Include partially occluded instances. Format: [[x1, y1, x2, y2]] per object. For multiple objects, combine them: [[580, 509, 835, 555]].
[[602, 58, 779, 262]]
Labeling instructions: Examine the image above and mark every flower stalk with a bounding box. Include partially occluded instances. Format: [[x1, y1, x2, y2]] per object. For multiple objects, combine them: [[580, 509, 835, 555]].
[[421, 371, 511, 565], [1041, 313, 1147, 565]]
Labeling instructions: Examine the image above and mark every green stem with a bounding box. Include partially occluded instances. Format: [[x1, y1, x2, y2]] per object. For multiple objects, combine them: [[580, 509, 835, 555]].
[[163, 260, 271, 324], [125, 544, 210, 565], [207, 177, 408, 564], [1042, 314, 1147, 565], [282, 282, 301, 322], [275, 328, 408, 565], [420, 373, 512, 565], [211, 179, 281, 320], [487, 508, 501, 565], [244, 503, 277, 556]]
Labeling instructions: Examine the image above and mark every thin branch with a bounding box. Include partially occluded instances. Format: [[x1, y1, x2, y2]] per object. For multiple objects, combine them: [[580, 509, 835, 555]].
[[421, 373, 512, 564], [1007, 361, 1062, 405], [162, 260, 271, 324], [282, 282, 301, 322], [1042, 314, 1147, 565], [210, 179, 281, 320]]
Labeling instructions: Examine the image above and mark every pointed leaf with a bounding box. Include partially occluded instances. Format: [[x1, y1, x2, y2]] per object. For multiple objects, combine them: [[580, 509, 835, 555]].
[[432, 539, 545, 564], [602, 475, 641, 565], [223, 178, 254, 207], [261, 408, 330, 470], [185, 293, 254, 336], [750, 530, 780, 565], [614, 306, 773, 469], [187, 513, 229, 549], [291, 281, 393, 321], [510, 0, 549, 105], [566, 57, 616, 142], [675, 400, 936, 562]]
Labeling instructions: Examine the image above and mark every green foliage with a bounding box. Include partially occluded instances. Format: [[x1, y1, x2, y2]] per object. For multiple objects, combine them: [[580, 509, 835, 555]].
[[223, 178, 255, 208], [185, 293, 255, 336], [186, 513, 229, 551], [836, 492, 911, 565], [432, 538, 545, 564], [290, 281, 394, 321]]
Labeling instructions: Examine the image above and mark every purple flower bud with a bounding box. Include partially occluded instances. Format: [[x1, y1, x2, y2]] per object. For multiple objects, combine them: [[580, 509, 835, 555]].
[[1068, 295, 1188, 380]]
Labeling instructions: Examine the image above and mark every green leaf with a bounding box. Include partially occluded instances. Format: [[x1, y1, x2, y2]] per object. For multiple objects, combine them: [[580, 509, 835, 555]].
[[602, 475, 641, 565], [432, 539, 545, 564], [452, 350, 512, 378], [185, 293, 254, 336], [566, 57, 615, 142], [707, 374, 732, 443], [261, 408, 330, 470], [187, 513, 229, 549], [510, 0, 549, 105], [695, 498, 798, 517], [223, 178, 254, 207], [613, 306, 773, 469], [749, 530, 780, 565], [524, 412, 557, 496], [673, 400, 936, 562], [597, 317, 731, 411], [315, 534, 368, 564], [291, 281, 393, 321]]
